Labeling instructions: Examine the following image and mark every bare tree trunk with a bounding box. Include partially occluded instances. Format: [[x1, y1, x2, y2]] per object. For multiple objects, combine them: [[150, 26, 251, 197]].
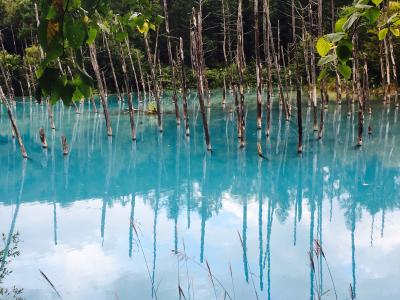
[[47, 99, 55, 130], [144, 36, 163, 132], [292, 0, 303, 153], [379, 42, 387, 104], [353, 35, 364, 147], [178, 37, 190, 136], [103, 32, 122, 101], [191, 8, 211, 151], [384, 36, 391, 105], [388, 35, 399, 107], [124, 37, 142, 107], [317, 0, 325, 139], [254, 0, 263, 130], [331, 0, 342, 104], [301, 15, 312, 105], [39, 128, 48, 148], [267, 12, 289, 120], [237, 0, 246, 147], [163, 0, 180, 125], [135, 50, 147, 103], [308, 0, 318, 131], [0, 86, 28, 158], [119, 43, 137, 140], [89, 43, 112, 136], [263, 0, 273, 136]]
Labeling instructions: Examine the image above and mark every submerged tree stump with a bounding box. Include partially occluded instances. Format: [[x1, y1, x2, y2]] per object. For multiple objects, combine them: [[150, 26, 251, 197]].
[[39, 128, 48, 149], [61, 136, 69, 156]]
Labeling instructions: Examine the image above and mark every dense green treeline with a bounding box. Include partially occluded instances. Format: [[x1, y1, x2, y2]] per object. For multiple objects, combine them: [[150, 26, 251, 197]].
[[0, 0, 367, 94]]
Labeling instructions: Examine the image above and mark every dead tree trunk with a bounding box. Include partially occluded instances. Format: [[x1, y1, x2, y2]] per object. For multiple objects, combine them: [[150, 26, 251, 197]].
[[254, 0, 263, 130], [331, 0, 342, 104], [119, 43, 137, 140], [292, 0, 303, 153], [103, 32, 122, 102], [384, 36, 391, 104], [263, 0, 273, 136], [301, 15, 312, 105], [177, 38, 190, 136], [191, 8, 212, 151], [144, 36, 163, 132], [317, 0, 325, 139], [388, 35, 399, 107], [308, 0, 318, 131], [135, 50, 147, 103], [124, 37, 142, 106], [163, 0, 180, 125], [353, 35, 364, 147], [267, 12, 289, 121], [0, 86, 28, 158], [379, 42, 387, 104], [237, 0, 246, 147], [39, 128, 48, 148], [89, 43, 112, 136]]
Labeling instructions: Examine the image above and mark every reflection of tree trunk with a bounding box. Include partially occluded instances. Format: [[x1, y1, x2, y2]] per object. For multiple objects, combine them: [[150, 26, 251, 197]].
[[89, 43, 112, 136], [0, 160, 26, 271]]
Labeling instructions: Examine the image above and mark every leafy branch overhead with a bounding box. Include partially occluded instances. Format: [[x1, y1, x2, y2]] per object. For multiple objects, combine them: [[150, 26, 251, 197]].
[[36, 0, 163, 106], [316, 0, 400, 81]]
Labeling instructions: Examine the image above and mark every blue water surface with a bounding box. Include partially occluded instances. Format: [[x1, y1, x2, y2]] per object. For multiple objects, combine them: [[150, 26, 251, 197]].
[[0, 91, 399, 300]]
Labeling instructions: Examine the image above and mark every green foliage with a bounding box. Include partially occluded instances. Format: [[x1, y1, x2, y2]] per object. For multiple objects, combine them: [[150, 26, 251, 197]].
[[36, 0, 163, 105], [23, 46, 41, 66], [0, 51, 21, 71], [0, 233, 23, 300], [316, 0, 400, 81]]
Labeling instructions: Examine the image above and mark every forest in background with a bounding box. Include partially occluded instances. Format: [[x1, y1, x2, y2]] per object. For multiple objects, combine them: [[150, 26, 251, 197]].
[[1, 0, 390, 92]]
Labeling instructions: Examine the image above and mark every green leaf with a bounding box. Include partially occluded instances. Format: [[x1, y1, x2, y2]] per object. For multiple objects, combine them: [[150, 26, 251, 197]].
[[372, 0, 383, 6], [86, 26, 97, 44], [60, 82, 75, 106], [324, 32, 346, 43], [317, 54, 337, 66], [318, 67, 328, 82], [390, 27, 400, 36], [115, 31, 128, 42], [316, 37, 333, 57], [38, 20, 49, 50], [363, 7, 380, 25], [343, 12, 361, 31], [338, 63, 352, 80], [335, 17, 347, 32], [336, 39, 353, 62], [378, 28, 389, 40], [45, 5, 58, 20], [65, 17, 86, 49]]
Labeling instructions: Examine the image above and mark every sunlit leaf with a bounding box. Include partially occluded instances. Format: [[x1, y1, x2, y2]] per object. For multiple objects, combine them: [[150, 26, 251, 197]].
[[316, 37, 333, 57]]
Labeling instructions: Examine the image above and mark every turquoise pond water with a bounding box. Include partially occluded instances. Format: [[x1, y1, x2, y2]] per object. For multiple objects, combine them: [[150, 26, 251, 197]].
[[0, 91, 400, 299]]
